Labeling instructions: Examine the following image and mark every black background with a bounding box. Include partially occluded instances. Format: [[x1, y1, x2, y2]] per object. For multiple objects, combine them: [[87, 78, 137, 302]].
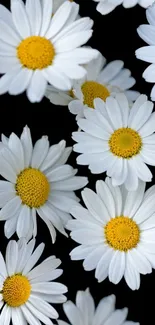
[[0, 1, 154, 324]]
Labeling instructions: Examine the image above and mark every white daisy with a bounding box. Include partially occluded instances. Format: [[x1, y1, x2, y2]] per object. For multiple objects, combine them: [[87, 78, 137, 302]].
[[94, 0, 154, 15], [72, 93, 155, 191], [67, 177, 155, 290], [0, 126, 88, 242], [0, 238, 67, 325], [136, 3, 155, 101], [0, 0, 98, 103], [58, 288, 139, 325], [46, 52, 139, 120]]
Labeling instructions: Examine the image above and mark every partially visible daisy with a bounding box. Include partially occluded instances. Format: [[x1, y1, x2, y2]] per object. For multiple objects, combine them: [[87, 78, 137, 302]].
[[58, 288, 139, 325], [67, 178, 155, 290], [0, 238, 67, 324], [0, 126, 88, 242], [72, 93, 155, 191], [94, 0, 154, 15], [46, 52, 139, 120], [0, 0, 98, 102], [136, 3, 155, 101]]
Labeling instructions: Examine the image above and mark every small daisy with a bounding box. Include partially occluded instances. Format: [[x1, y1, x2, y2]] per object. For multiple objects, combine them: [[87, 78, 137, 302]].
[[0, 0, 98, 103], [58, 288, 139, 325], [136, 3, 155, 101], [94, 0, 154, 15], [67, 178, 155, 290], [46, 52, 139, 120], [72, 93, 155, 191], [0, 126, 88, 242], [0, 238, 67, 325]]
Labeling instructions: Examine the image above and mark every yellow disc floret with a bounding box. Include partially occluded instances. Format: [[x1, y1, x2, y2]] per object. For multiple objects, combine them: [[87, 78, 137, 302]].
[[81, 81, 110, 108], [17, 36, 55, 70], [105, 216, 140, 251], [2, 274, 31, 307], [16, 168, 50, 208], [109, 127, 142, 158]]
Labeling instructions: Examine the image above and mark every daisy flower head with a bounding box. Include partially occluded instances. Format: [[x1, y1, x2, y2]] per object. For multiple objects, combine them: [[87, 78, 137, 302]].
[[58, 288, 139, 325], [46, 52, 139, 120], [72, 93, 155, 191], [0, 0, 98, 103], [0, 238, 67, 325], [94, 0, 154, 15], [136, 3, 155, 101], [0, 126, 88, 242], [67, 178, 155, 290]]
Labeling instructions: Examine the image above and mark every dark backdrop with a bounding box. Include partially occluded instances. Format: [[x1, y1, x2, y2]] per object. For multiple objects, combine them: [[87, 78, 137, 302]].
[[0, 1, 153, 324]]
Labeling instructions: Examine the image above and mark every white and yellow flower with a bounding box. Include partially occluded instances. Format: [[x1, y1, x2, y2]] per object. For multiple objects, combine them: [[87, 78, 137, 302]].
[[73, 93, 155, 190], [0, 238, 67, 325], [67, 178, 155, 290], [58, 289, 139, 325], [136, 3, 155, 101], [94, 0, 154, 15], [46, 52, 139, 119], [0, 0, 98, 102], [0, 126, 88, 242]]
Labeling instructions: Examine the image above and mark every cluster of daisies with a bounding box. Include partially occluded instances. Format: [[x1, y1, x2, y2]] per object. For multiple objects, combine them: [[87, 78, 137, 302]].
[[1, 0, 155, 324]]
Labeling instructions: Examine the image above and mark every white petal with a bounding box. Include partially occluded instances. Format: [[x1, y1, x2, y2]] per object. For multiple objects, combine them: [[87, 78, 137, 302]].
[[31, 282, 67, 294], [40, 140, 66, 172], [83, 245, 107, 271], [104, 308, 128, 325], [92, 295, 116, 325], [0, 251, 7, 278], [20, 125, 33, 168], [45, 1, 73, 39], [11, 307, 27, 325], [124, 253, 140, 290], [26, 301, 53, 325], [38, 211, 56, 243], [21, 305, 41, 325], [29, 295, 58, 319], [6, 240, 18, 276], [27, 71, 47, 103], [129, 248, 152, 274], [0, 196, 21, 221], [0, 305, 11, 325], [25, 0, 42, 35], [16, 205, 31, 239], [82, 188, 110, 223], [8, 133, 24, 170], [40, 0, 53, 36], [22, 243, 45, 275], [0, 18, 21, 46], [31, 136, 49, 168], [4, 216, 17, 239], [123, 180, 145, 218], [43, 66, 71, 91], [51, 176, 88, 191], [12, 0, 31, 38], [108, 251, 125, 284], [9, 68, 33, 95], [0, 153, 17, 183], [63, 301, 83, 325]]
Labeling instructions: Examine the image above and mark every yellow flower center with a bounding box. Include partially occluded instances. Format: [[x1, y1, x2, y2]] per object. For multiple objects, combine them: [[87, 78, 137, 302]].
[[109, 127, 142, 158], [81, 81, 110, 108], [17, 36, 55, 70], [2, 275, 31, 307], [16, 168, 50, 208], [104, 216, 140, 251]]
